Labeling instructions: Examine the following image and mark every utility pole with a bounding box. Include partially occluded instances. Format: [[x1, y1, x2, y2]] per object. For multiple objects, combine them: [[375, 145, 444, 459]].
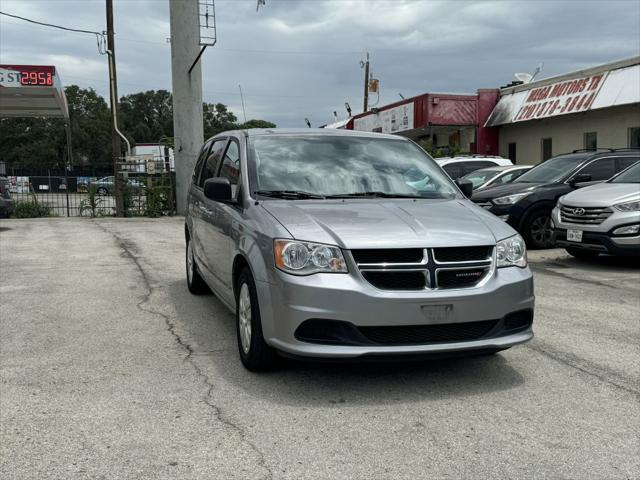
[[362, 51, 370, 113], [170, 0, 204, 214], [106, 0, 123, 216]]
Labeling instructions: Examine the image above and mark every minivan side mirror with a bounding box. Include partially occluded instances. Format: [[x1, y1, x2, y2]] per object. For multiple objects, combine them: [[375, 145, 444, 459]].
[[455, 179, 474, 198], [569, 173, 592, 186], [204, 177, 232, 202]]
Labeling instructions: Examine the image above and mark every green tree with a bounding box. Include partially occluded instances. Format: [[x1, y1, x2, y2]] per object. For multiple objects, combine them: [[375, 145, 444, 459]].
[[119, 89, 173, 144], [203, 102, 238, 138], [0, 85, 111, 172], [238, 119, 276, 129]]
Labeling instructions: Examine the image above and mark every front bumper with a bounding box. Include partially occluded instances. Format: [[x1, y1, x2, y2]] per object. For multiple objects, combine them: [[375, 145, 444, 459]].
[[256, 266, 534, 358], [551, 207, 640, 256]]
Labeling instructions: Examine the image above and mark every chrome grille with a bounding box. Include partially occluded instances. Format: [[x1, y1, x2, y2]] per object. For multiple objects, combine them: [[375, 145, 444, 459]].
[[560, 205, 613, 225], [351, 247, 494, 291]]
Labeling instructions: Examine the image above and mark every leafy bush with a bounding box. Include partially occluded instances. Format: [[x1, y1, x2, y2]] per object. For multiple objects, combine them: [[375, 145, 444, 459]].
[[15, 201, 51, 218], [79, 184, 107, 217]]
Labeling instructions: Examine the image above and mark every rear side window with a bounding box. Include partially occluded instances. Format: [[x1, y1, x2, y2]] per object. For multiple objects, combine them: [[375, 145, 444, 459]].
[[192, 140, 212, 184], [577, 158, 615, 181], [616, 157, 640, 173], [199, 139, 228, 187]]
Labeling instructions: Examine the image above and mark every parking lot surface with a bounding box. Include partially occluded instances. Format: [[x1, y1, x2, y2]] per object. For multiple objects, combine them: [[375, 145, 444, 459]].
[[1, 218, 638, 479]]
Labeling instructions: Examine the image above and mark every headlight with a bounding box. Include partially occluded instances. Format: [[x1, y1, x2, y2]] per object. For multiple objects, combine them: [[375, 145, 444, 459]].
[[274, 239, 348, 275], [614, 201, 640, 212], [612, 224, 640, 235], [493, 192, 530, 205], [496, 235, 527, 268]]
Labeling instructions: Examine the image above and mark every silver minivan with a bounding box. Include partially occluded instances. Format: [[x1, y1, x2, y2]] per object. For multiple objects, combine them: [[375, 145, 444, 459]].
[[185, 129, 534, 370]]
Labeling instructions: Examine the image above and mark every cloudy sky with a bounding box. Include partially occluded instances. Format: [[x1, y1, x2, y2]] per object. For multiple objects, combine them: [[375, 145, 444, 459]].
[[1, 0, 639, 128]]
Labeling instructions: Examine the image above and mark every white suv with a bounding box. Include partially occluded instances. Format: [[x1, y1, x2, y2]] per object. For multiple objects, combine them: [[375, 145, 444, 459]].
[[435, 156, 513, 180]]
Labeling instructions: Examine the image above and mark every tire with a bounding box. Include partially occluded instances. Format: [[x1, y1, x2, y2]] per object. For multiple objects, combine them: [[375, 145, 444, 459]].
[[236, 268, 278, 371], [523, 210, 554, 249], [565, 247, 599, 260], [97, 187, 108, 196], [186, 237, 209, 294]]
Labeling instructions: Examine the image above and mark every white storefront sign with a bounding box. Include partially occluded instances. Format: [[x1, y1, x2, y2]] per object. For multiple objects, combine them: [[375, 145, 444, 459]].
[[512, 72, 608, 122], [354, 102, 414, 134]]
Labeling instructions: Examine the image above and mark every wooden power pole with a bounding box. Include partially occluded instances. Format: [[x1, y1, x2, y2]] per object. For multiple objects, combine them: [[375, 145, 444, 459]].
[[106, 0, 123, 216]]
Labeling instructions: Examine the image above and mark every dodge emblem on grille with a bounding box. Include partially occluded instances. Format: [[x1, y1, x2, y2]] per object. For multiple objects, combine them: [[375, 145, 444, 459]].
[[572, 207, 586, 216]]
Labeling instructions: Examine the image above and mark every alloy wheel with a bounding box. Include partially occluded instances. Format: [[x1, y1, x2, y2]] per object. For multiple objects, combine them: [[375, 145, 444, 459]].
[[530, 215, 553, 245], [187, 241, 194, 284], [238, 283, 252, 354]]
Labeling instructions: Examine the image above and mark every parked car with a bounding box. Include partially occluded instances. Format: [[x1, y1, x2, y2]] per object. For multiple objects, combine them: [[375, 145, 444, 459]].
[[435, 155, 513, 180], [472, 149, 640, 249], [551, 160, 640, 258], [0, 177, 16, 218], [185, 129, 534, 371], [92, 176, 144, 195], [460, 165, 532, 192]]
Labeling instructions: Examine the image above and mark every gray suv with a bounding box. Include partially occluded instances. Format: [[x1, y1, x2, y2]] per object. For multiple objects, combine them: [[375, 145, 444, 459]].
[[185, 129, 534, 370]]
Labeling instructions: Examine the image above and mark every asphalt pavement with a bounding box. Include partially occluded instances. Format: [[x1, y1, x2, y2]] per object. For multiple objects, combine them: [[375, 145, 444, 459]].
[[1, 218, 638, 479]]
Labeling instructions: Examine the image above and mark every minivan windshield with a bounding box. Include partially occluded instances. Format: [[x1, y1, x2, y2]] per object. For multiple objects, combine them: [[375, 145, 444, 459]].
[[515, 154, 586, 184], [250, 135, 459, 199], [610, 161, 640, 183]]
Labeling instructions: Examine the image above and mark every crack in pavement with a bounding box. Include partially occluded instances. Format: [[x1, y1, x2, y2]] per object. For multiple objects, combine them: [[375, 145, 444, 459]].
[[526, 340, 639, 398], [93, 220, 273, 480]]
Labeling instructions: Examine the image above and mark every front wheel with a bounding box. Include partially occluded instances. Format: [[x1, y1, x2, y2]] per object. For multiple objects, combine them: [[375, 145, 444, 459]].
[[523, 210, 554, 249], [236, 268, 278, 371]]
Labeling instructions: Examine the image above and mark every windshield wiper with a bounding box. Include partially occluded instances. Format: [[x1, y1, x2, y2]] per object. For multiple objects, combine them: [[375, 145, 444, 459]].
[[326, 191, 423, 199], [254, 190, 325, 199]]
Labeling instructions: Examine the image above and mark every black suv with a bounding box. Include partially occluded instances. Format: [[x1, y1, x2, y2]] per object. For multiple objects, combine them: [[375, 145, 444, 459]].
[[472, 149, 640, 248]]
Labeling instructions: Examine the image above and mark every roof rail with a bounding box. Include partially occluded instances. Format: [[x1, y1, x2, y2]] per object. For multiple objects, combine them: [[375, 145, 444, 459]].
[[609, 147, 640, 152], [571, 148, 614, 153]]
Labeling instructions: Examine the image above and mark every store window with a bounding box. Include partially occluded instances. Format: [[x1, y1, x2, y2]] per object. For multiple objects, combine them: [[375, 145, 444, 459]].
[[541, 138, 553, 161], [508, 143, 517, 164], [584, 132, 597, 150], [629, 127, 640, 148]]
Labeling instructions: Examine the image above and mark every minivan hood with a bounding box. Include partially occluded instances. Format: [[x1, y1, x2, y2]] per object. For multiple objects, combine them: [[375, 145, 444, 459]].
[[261, 199, 508, 249], [561, 183, 640, 207]]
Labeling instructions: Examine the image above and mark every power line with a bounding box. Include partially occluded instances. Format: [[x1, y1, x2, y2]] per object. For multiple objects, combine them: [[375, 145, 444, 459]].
[[0, 11, 101, 36], [0, 10, 106, 53]]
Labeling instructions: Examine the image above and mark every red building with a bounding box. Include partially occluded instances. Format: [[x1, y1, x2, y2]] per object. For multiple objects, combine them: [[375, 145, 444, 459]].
[[347, 89, 500, 155]]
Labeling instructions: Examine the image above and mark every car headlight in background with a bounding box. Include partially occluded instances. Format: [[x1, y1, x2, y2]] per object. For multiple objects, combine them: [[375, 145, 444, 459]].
[[274, 240, 347, 275], [496, 235, 527, 268], [493, 192, 530, 205], [614, 201, 640, 212], [612, 224, 640, 235]]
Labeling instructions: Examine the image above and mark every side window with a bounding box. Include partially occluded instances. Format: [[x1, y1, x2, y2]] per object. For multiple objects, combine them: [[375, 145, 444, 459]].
[[462, 161, 492, 176], [218, 140, 241, 197], [497, 172, 517, 184], [577, 158, 615, 181], [198, 139, 228, 187], [443, 164, 462, 179], [616, 157, 640, 173], [192, 140, 212, 185]]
